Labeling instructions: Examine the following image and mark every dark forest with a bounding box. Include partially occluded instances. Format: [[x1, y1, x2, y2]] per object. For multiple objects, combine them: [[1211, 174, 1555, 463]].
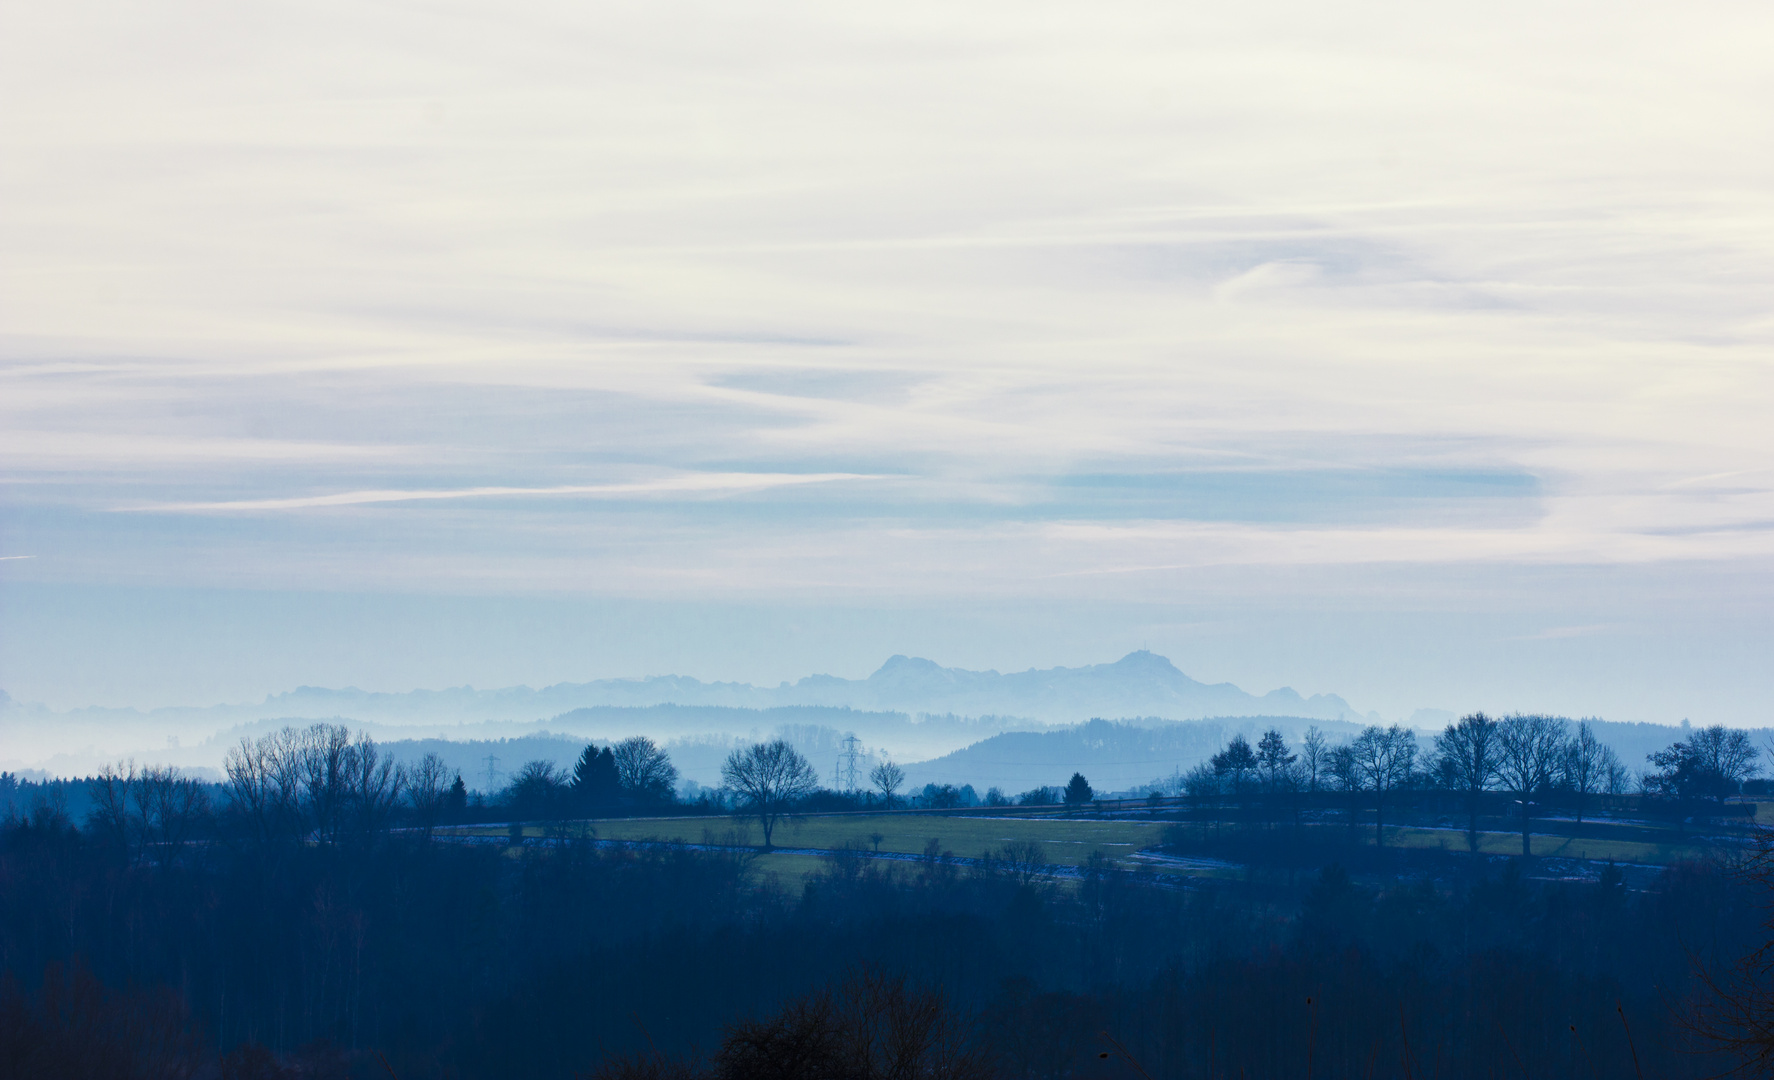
[[2, 719, 1771, 1079]]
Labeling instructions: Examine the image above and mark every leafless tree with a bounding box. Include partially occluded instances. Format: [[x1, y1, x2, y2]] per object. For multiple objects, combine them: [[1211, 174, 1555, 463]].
[[870, 760, 905, 804], [1349, 725, 1416, 846], [223, 723, 401, 846], [989, 840, 1050, 888], [1327, 743, 1361, 830], [342, 733, 405, 841], [1561, 719, 1616, 828], [1299, 726, 1327, 793], [297, 723, 355, 843], [131, 765, 210, 867], [1497, 713, 1568, 857], [1696, 725, 1762, 790], [715, 968, 990, 1080], [723, 739, 819, 848], [1434, 712, 1500, 852], [612, 736, 678, 803], [222, 727, 305, 846], [1649, 725, 1759, 800], [407, 752, 450, 840], [89, 761, 135, 855], [1684, 828, 1774, 1076], [506, 759, 567, 820]]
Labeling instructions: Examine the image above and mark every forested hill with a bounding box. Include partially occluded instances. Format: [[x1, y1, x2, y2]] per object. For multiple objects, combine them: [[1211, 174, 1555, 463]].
[[904, 715, 1774, 797], [902, 716, 1373, 795]]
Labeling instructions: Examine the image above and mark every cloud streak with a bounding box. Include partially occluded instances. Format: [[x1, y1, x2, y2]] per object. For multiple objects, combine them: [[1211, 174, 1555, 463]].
[[2, 0, 1773, 716], [120, 473, 881, 513]]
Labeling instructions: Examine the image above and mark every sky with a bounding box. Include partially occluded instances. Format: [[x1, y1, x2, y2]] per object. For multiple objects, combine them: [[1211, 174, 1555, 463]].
[[2, 0, 1773, 724]]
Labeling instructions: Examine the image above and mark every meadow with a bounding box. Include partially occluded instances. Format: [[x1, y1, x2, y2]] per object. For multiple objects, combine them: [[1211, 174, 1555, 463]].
[[453, 801, 1749, 884]]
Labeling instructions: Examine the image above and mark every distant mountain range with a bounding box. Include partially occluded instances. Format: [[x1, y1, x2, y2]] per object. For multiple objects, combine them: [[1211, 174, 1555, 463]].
[[0, 652, 1375, 774], [3, 669, 1742, 791], [246, 650, 1371, 725]]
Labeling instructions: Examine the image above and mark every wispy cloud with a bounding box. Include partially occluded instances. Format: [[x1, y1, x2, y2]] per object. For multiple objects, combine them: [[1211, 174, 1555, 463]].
[[118, 473, 881, 513], [1512, 625, 1624, 641], [3, 0, 1773, 717]]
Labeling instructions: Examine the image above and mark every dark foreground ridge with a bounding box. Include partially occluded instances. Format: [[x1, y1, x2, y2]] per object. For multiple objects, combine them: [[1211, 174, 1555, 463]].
[[4, 717, 1773, 1077]]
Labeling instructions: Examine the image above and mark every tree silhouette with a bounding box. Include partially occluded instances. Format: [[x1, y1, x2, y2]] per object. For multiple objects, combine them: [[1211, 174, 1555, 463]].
[[1211, 735, 1259, 792], [1434, 713, 1500, 852], [1299, 726, 1327, 793], [1063, 773, 1093, 806], [1256, 729, 1296, 793], [1497, 713, 1568, 856], [1561, 719, 1618, 828], [612, 737, 678, 804], [571, 744, 620, 810], [1349, 725, 1415, 846], [721, 740, 818, 848], [1647, 725, 1759, 800], [869, 761, 905, 804], [506, 760, 565, 821]]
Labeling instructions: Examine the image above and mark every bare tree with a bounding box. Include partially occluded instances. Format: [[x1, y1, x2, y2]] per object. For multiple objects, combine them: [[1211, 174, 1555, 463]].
[[990, 840, 1050, 888], [1299, 726, 1327, 793], [297, 722, 355, 843], [713, 968, 991, 1080], [1434, 712, 1500, 852], [1701, 726, 1761, 790], [870, 760, 905, 804], [220, 723, 412, 847], [612, 736, 678, 804], [1348, 725, 1416, 846], [1561, 719, 1616, 828], [341, 733, 404, 842], [223, 727, 306, 846], [1327, 743, 1361, 830], [722, 739, 819, 848], [406, 752, 450, 840], [131, 765, 210, 867], [506, 760, 566, 821], [89, 761, 135, 856], [1497, 713, 1568, 857]]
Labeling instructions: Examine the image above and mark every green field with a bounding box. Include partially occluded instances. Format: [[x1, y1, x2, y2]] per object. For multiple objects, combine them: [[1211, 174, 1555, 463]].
[[455, 808, 1725, 882], [463, 811, 1169, 869], [1354, 824, 1684, 864]]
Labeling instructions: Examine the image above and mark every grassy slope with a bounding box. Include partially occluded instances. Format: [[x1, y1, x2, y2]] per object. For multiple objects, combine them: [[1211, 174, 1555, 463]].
[[583, 813, 1167, 868], [462, 805, 1740, 880]]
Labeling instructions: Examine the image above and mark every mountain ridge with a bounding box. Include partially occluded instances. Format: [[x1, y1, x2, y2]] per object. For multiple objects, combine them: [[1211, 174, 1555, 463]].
[[0, 652, 1376, 773], [3, 650, 1370, 726]]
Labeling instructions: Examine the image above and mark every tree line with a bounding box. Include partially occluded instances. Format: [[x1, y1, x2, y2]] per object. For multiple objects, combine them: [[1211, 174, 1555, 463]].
[[1163, 716, 1759, 855], [2, 782, 1767, 1078]]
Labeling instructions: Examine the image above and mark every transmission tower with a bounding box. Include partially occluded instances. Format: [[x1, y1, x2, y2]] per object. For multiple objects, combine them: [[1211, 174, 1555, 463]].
[[835, 734, 862, 792]]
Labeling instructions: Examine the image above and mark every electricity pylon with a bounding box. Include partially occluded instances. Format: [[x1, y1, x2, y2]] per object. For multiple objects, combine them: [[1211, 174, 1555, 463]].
[[835, 733, 862, 792]]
